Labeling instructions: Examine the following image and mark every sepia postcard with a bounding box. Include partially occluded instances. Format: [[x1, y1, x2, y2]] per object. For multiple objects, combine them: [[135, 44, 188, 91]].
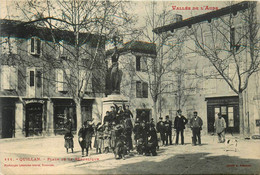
[[0, 0, 260, 174]]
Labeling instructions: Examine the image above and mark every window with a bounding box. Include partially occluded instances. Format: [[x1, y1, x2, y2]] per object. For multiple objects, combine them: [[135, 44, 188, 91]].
[[136, 56, 141, 71], [136, 56, 146, 72], [29, 37, 41, 55], [1, 37, 17, 54], [79, 70, 92, 94], [230, 26, 242, 51], [136, 81, 148, 98], [30, 71, 34, 87], [56, 69, 70, 92], [1, 65, 17, 90]]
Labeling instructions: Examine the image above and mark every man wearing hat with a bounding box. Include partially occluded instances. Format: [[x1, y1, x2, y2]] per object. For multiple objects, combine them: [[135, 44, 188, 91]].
[[174, 109, 188, 145], [156, 117, 165, 146], [190, 111, 203, 146], [164, 115, 173, 145]]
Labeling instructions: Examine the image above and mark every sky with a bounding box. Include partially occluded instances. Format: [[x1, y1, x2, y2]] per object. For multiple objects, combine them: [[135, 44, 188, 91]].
[[0, 0, 234, 43]]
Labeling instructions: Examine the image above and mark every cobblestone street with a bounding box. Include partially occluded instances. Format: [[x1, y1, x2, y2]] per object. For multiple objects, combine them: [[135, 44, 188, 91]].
[[1, 134, 259, 174]]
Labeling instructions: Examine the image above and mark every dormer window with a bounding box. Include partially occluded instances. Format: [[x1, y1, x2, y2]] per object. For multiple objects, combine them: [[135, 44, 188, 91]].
[[29, 37, 41, 56]]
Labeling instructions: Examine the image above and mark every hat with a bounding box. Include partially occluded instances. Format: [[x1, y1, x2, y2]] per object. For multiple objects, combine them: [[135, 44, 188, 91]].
[[177, 109, 182, 113], [159, 116, 163, 119], [193, 111, 198, 114]]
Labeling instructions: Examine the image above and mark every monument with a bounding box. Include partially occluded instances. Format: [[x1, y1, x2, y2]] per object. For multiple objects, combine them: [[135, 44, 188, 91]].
[[102, 34, 129, 122]]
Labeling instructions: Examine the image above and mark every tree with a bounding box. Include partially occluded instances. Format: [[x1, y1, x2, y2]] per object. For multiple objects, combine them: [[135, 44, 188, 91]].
[[7, 0, 135, 131], [137, 2, 188, 123], [189, 1, 259, 135]]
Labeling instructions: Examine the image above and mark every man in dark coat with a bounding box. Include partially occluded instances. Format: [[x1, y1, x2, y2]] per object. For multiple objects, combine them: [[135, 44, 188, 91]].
[[156, 117, 165, 146], [190, 111, 203, 146], [78, 121, 94, 157], [164, 115, 173, 145], [174, 109, 188, 145]]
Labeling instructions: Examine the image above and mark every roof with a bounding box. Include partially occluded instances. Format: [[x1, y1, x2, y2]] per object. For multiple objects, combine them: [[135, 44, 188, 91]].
[[106, 40, 157, 56], [153, 1, 253, 34], [0, 19, 105, 47]]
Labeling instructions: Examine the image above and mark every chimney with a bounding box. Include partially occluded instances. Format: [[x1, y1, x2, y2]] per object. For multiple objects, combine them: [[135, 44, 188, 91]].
[[174, 14, 183, 22]]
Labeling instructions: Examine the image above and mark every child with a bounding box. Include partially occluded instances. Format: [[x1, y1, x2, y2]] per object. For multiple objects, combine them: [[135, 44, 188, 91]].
[[64, 132, 74, 153], [103, 126, 111, 153]]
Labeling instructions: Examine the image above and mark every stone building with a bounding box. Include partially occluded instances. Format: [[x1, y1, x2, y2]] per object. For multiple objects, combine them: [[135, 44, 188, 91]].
[[0, 19, 106, 138], [105, 41, 157, 122], [153, 1, 260, 135]]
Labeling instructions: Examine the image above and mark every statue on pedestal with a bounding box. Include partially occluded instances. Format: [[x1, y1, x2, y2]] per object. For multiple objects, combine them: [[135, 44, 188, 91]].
[[105, 34, 123, 95]]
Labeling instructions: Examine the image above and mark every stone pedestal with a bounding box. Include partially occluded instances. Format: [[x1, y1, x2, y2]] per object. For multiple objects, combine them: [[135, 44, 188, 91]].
[[102, 94, 129, 123]]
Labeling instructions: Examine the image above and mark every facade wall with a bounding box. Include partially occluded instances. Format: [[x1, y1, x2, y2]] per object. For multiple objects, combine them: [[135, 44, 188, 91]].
[[157, 2, 260, 135], [0, 22, 106, 138]]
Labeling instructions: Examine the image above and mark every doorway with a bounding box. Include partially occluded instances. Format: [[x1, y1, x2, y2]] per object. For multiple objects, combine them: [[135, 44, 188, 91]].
[[2, 106, 15, 138], [25, 103, 43, 136], [206, 96, 239, 133]]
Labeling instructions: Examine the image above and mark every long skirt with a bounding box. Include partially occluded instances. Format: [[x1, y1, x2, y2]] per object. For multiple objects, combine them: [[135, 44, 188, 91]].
[[64, 138, 74, 149]]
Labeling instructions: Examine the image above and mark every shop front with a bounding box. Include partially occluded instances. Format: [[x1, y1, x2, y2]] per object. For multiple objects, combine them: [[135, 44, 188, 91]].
[[206, 96, 239, 134], [0, 98, 17, 138], [52, 99, 77, 135]]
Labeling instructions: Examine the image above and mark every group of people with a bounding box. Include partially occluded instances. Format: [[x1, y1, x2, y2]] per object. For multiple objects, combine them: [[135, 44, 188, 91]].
[[64, 106, 227, 159], [156, 109, 202, 146]]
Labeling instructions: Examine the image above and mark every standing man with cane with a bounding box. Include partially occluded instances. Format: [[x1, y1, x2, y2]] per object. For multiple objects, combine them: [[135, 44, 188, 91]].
[[174, 109, 188, 145]]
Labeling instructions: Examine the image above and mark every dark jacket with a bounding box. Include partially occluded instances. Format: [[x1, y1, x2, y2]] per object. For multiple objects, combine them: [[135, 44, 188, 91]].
[[156, 121, 165, 133], [164, 120, 172, 133], [190, 116, 203, 129], [174, 115, 188, 130], [78, 125, 94, 148], [133, 124, 143, 140]]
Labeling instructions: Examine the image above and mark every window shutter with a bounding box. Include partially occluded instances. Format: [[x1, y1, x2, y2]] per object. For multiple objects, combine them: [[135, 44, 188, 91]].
[[56, 69, 63, 91], [63, 69, 70, 91], [86, 71, 92, 93], [1, 66, 10, 90], [79, 70, 86, 94], [142, 82, 148, 98], [10, 67, 17, 90], [136, 81, 142, 98], [36, 70, 42, 88], [36, 39, 41, 55]]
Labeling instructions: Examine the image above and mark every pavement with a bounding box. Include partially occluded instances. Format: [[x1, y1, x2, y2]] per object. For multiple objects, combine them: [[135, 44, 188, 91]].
[[0, 133, 260, 174]]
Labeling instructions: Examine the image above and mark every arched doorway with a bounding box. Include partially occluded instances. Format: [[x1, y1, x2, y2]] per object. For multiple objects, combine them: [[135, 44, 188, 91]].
[[25, 103, 43, 137]]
